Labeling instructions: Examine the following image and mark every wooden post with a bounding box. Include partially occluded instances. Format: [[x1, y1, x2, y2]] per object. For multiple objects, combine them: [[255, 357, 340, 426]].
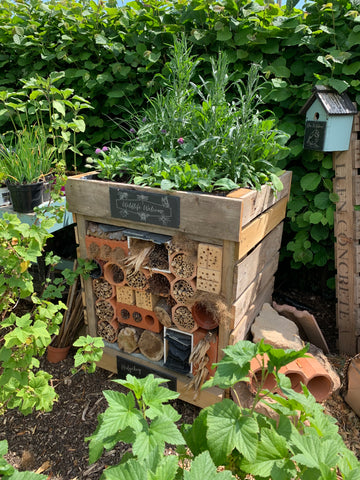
[[333, 113, 360, 354]]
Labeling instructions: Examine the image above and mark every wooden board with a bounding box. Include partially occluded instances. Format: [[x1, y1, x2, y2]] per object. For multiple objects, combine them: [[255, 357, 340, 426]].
[[227, 171, 292, 228], [229, 279, 275, 344], [233, 223, 283, 302], [97, 346, 224, 409], [66, 173, 243, 242], [231, 255, 279, 330], [237, 197, 288, 260], [66, 172, 291, 243]]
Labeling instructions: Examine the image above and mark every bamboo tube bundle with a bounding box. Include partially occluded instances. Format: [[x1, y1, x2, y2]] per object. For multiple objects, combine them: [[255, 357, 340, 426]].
[[170, 252, 197, 279], [95, 298, 116, 322], [92, 278, 114, 300], [171, 279, 196, 304], [97, 318, 119, 343], [172, 305, 198, 333], [126, 270, 148, 290]]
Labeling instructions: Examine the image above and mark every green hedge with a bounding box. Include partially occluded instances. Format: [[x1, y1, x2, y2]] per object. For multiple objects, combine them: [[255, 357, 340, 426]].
[[1, 0, 359, 289]]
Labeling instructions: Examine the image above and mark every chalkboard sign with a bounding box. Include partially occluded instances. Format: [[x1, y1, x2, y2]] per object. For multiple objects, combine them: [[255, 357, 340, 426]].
[[109, 188, 180, 228], [304, 120, 326, 151], [116, 356, 177, 391]]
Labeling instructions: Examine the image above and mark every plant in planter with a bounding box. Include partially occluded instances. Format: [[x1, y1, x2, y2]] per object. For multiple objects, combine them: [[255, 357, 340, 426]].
[[0, 72, 93, 212], [0, 126, 56, 212], [86, 37, 289, 193]]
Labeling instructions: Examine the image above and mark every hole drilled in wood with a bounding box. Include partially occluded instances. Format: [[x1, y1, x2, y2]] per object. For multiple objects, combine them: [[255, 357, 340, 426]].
[[148, 273, 171, 296]]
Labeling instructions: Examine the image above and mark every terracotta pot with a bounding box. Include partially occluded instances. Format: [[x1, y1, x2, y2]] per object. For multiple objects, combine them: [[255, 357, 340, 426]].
[[47, 345, 71, 363], [191, 302, 219, 330], [169, 251, 197, 279], [172, 305, 198, 333], [171, 278, 196, 304], [279, 361, 307, 393], [103, 262, 126, 286]]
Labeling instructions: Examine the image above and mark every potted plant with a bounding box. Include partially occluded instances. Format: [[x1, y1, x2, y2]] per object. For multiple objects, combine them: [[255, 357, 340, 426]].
[[0, 126, 56, 213]]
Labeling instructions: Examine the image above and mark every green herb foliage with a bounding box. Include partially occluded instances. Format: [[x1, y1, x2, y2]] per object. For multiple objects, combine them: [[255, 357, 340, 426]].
[[87, 340, 360, 479], [86, 38, 289, 193]]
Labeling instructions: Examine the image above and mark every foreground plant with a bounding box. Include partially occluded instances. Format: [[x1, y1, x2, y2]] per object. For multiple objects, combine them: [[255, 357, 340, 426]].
[[87, 340, 360, 479], [0, 209, 102, 415], [86, 37, 289, 193]]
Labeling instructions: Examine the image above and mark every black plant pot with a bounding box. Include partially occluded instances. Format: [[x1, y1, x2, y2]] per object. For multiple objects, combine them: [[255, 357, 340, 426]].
[[7, 181, 44, 213]]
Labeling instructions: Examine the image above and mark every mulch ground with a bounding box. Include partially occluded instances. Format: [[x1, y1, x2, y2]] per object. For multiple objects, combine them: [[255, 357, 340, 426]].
[[1, 288, 360, 479]]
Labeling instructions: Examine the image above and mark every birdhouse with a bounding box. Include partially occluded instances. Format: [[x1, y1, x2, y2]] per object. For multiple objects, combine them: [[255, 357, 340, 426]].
[[300, 85, 357, 152]]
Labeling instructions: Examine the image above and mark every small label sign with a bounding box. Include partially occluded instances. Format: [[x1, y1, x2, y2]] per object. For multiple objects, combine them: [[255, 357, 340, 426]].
[[304, 120, 326, 151], [116, 356, 177, 392], [110, 188, 180, 228]]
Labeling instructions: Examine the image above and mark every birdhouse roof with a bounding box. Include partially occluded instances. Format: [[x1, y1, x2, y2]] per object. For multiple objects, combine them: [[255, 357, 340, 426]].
[[300, 85, 357, 116]]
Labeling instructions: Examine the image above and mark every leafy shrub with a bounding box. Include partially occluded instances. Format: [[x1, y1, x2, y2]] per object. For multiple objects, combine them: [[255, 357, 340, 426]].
[[87, 340, 360, 479]]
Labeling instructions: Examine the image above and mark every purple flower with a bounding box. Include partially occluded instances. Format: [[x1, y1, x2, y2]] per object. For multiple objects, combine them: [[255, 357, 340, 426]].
[[142, 117, 147, 123], [161, 129, 167, 134], [95, 148, 102, 154], [129, 128, 136, 134], [177, 137, 184, 145], [102, 146, 109, 152]]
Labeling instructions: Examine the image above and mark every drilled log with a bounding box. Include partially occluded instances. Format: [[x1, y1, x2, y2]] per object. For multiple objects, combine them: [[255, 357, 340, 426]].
[[154, 298, 172, 327], [117, 326, 140, 353], [138, 330, 164, 362]]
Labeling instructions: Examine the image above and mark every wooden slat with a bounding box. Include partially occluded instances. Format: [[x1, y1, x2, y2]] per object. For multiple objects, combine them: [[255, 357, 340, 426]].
[[354, 139, 360, 169], [231, 255, 279, 329], [238, 197, 288, 259], [66, 173, 244, 242], [352, 175, 360, 205], [229, 279, 275, 344], [98, 347, 224, 408], [334, 145, 358, 355], [228, 171, 292, 228], [233, 223, 283, 302]]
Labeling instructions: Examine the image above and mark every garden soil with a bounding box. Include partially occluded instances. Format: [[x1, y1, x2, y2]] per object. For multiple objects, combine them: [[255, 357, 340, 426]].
[[1, 288, 360, 479]]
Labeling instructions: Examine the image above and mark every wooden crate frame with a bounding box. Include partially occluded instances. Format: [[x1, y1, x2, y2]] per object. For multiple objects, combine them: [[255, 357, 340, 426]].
[[67, 171, 291, 407]]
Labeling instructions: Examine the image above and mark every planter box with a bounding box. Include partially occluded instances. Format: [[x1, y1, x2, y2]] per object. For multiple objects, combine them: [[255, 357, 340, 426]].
[[66, 171, 291, 408]]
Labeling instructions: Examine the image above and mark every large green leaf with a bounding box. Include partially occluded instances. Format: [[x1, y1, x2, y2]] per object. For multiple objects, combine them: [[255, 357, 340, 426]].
[[206, 399, 259, 464], [184, 451, 235, 479], [300, 173, 322, 191]]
